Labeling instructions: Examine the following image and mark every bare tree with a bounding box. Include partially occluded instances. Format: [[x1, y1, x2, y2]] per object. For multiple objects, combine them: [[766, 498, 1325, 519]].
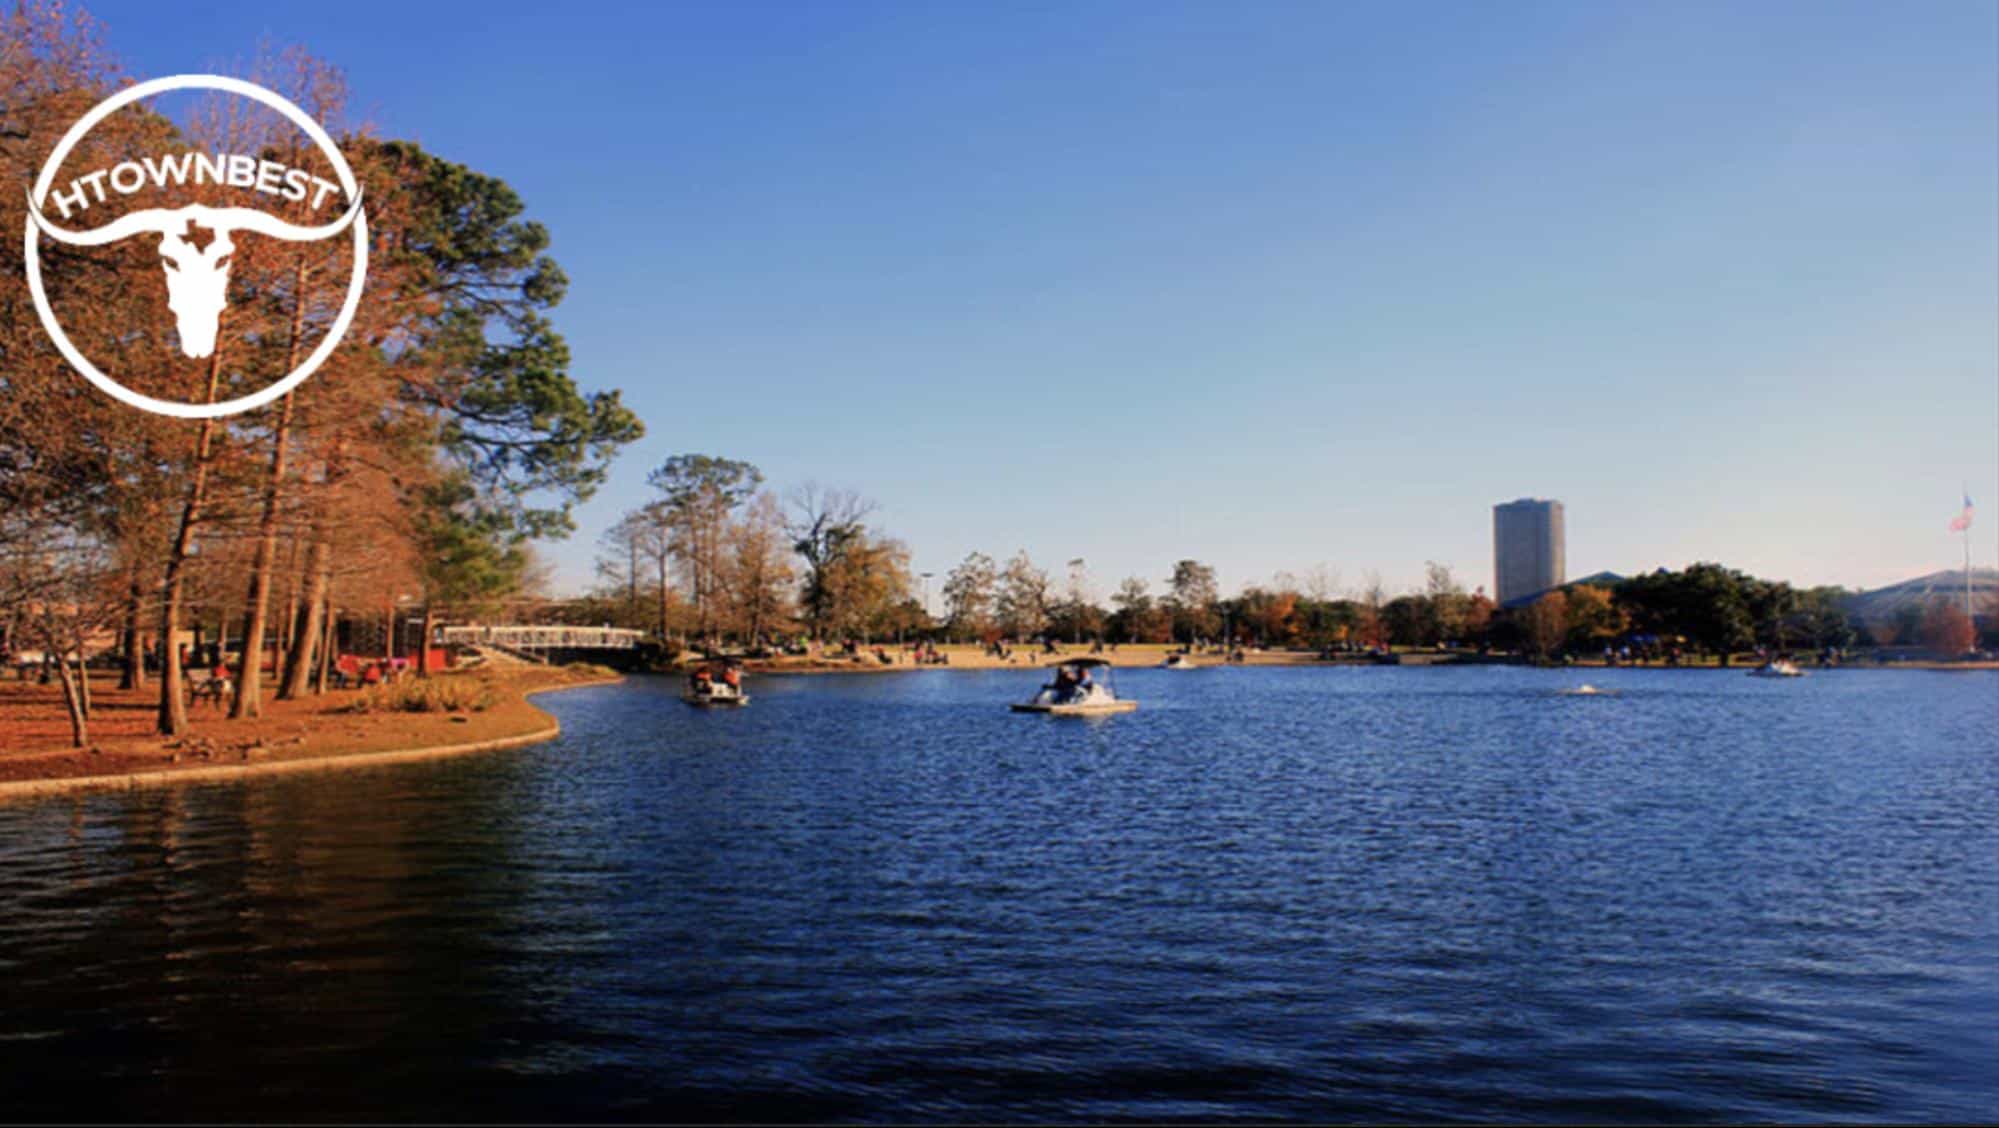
[[0, 516, 121, 747], [721, 492, 794, 646], [787, 483, 875, 640], [1063, 557, 1093, 643], [1524, 591, 1569, 661], [1302, 563, 1343, 603], [1167, 559, 1219, 643], [647, 455, 762, 647], [942, 552, 998, 641], [594, 510, 647, 627], [998, 551, 1052, 640], [1426, 561, 1468, 644]]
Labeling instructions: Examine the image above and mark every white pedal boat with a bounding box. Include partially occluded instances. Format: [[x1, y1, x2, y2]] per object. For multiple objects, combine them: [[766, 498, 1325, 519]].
[[683, 662, 751, 706], [1012, 658, 1137, 715], [1747, 660, 1804, 679]]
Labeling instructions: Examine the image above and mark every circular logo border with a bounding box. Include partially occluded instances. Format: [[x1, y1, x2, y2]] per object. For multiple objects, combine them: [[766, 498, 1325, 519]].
[[23, 73, 368, 420]]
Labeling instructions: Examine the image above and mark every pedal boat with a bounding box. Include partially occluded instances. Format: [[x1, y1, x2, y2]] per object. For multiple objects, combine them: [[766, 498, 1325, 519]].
[[1012, 658, 1138, 715]]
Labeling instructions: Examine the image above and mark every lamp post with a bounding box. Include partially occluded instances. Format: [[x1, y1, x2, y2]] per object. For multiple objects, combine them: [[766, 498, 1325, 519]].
[[1067, 558, 1086, 645]]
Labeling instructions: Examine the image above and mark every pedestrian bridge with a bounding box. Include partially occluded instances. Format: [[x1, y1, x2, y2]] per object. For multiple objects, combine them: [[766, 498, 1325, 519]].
[[439, 625, 645, 652]]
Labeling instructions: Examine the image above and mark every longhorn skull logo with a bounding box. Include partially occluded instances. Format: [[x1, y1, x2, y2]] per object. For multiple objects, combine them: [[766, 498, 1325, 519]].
[[26, 192, 365, 359], [23, 73, 370, 420]]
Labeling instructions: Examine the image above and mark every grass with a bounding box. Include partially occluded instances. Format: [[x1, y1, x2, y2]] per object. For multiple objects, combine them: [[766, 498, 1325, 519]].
[[339, 673, 498, 715], [558, 662, 622, 680]]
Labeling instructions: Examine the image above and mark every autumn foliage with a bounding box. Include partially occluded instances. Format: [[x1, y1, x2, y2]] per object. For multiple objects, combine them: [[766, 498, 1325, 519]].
[[1, 7, 639, 742]]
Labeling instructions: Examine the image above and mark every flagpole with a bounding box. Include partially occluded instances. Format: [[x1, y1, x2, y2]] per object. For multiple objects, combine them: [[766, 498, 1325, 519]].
[[1966, 482, 1974, 626]]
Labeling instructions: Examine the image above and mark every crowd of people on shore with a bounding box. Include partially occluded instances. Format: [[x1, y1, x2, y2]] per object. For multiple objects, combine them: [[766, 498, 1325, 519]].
[[0, 638, 425, 706]]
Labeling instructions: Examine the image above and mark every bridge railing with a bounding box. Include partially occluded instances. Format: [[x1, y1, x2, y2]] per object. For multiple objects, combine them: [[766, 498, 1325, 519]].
[[438, 626, 645, 651]]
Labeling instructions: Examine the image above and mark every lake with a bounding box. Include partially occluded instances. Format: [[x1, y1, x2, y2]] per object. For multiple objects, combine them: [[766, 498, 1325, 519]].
[[1, 666, 1993, 1122]]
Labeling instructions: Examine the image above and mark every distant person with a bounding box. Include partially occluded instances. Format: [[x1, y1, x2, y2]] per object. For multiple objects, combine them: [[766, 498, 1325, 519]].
[[191, 658, 231, 706]]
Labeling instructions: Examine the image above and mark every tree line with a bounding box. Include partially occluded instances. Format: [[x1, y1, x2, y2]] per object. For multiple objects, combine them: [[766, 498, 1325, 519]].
[[579, 526, 1986, 667], [562, 457, 922, 653], [1496, 564, 1960, 663]]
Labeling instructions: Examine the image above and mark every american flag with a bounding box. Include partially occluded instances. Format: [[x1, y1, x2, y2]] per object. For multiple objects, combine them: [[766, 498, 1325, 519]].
[[1948, 493, 1974, 532]]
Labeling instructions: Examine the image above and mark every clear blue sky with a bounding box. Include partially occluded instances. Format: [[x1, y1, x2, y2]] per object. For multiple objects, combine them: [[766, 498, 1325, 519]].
[[83, 0, 1999, 597]]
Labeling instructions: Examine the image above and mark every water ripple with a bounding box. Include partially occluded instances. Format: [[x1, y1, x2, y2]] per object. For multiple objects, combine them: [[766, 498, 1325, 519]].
[[0, 666, 1992, 1122]]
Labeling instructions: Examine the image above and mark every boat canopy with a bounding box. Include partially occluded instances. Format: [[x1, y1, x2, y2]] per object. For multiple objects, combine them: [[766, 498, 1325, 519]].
[[1047, 657, 1114, 669]]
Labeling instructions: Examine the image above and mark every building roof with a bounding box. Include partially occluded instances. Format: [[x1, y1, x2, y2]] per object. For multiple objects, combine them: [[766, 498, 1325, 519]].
[[1847, 567, 1999, 619], [1496, 571, 1623, 610], [1569, 571, 1624, 587]]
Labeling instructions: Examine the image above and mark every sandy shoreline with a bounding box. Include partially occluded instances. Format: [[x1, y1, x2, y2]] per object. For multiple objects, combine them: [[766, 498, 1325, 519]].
[[740, 643, 1326, 674], [737, 643, 1999, 675]]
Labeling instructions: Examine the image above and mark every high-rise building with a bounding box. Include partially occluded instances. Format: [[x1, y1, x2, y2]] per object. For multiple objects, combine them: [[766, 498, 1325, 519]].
[[1493, 498, 1565, 605]]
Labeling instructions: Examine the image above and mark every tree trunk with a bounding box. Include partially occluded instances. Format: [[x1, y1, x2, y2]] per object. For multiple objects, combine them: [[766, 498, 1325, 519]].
[[72, 629, 92, 719], [315, 594, 335, 693], [119, 569, 145, 691], [656, 555, 670, 641], [278, 535, 299, 673], [278, 534, 328, 699], [694, 520, 708, 646], [156, 351, 226, 736], [231, 388, 296, 718], [55, 654, 87, 748], [232, 262, 310, 717], [417, 606, 434, 677]]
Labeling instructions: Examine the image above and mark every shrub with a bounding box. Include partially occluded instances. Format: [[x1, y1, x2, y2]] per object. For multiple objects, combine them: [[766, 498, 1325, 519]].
[[340, 676, 497, 715], [560, 662, 619, 680]]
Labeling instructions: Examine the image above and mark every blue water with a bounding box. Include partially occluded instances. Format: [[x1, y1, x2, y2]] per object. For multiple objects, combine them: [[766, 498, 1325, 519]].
[[0, 666, 1993, 1122]]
